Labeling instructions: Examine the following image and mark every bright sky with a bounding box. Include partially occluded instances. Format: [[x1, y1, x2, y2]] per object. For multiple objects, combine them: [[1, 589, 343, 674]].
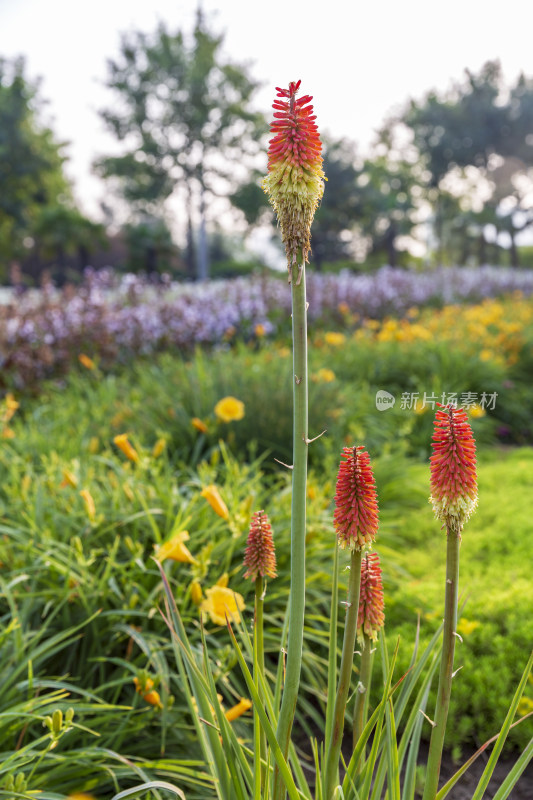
[[1, 0, 532, 223]]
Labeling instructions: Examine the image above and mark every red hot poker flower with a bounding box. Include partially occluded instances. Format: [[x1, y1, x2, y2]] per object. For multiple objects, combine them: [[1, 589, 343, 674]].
[[262, 80, 325, 278], [357, 552, 385, 643], [430, 404, 478, 532], [243, 510, 277, 581], [334, 446, 379, 552]]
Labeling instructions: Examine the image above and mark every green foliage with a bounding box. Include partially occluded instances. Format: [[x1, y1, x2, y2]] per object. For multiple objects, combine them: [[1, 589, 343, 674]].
[[96, 10, 265, 280], [0, 57, 69, 273], [383, 448, 533, 752]]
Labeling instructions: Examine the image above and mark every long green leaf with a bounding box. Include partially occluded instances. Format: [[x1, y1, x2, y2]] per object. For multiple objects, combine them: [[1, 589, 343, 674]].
[[227, 621, 304, 800], [470, 649, 533, 800]]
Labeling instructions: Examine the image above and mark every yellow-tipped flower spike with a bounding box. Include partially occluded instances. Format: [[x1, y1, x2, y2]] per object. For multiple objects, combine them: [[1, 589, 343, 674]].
[[262, 80, 325, 280]]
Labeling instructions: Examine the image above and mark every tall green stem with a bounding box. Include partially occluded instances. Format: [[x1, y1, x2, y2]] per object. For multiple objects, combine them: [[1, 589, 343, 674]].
[[273, 255, 308, 800], [352, 631, 373, 752], [324, 549, 362, 800], [253, 576, 267, 797], [422, 527, 461, 800]]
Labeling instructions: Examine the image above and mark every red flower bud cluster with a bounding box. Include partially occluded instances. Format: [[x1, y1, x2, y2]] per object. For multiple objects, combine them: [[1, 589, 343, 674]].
[[243, 510, 277, 581], [430, 404, 478, 532], [357, 552, 385, 643], [334, 446, 379, 552]]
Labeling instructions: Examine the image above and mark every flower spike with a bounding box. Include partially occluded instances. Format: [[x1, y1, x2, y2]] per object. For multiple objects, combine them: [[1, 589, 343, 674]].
[[334, 446, 379, 551], [430, 404, 478, 532], [357, 552, 385, 643], [243, 510, 277, 581], [262, 80, 325, 279]]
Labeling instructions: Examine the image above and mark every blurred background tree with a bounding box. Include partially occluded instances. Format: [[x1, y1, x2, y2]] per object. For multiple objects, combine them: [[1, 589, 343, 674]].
[[95, 9, 266, 281], [387, 60, 533, 266], [0, 56, 106, 285]]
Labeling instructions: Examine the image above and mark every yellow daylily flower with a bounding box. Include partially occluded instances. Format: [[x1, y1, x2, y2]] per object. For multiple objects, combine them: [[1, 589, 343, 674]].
[[191, 417, 209, 434], [78, 353, 96, 370], [201, 586, 245, 626], [156, 531, 196, 564], [324, 331, 346, 346], [152, 437, 167, 458], [190, 580, 203, 606], [224, 697, 252, 722], [79, 489, 96, 523], [113, 433, 140, 463], [313, 368, 336, 383], [457, 618, 481, 636], [60, 469, 78, 489], [214, 396, 245, 423], [201, 485, 229, 520]]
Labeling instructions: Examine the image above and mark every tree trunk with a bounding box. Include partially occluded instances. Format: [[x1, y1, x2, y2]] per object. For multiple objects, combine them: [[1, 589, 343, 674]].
[[197, 179, 209, 281], [509, 230, 519, 267], [478, 232, 487, 266], [185, 183, 196, 281]]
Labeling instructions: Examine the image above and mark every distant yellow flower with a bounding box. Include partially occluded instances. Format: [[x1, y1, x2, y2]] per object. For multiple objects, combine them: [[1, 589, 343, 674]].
[[324, 331, 346, 346], [133, 676, 163, 709], [214, 396, 245, 423], [338, 302, 350, 315], [413, 398, 428, 415], [152, 437, 166, 458], [277, 346, 291, 358], [88, 436, 100, 454], [78, 353, 96, 370], [122, 482, 135, 502], [1, 427, 15, 439], [216, 572, 229, 587], [202, 485, 230, 520], [224, 697, 252, 722], [468, 404, 486, 419], [113, 433, 140, 463], [457, 618, 480, 636], [60, 469, 78, 489], [68, 794, 98, 800], [3, 393, 19, 423], [190, 579, 203, 606], [79, 489, 96, 523], [156, 531, 196, 564], [254, 323, 266, 338], [191, 417, 209, 434], [313, 368, 336, 383], [201, 585, 245, 626], [517, 696, 533, 717]]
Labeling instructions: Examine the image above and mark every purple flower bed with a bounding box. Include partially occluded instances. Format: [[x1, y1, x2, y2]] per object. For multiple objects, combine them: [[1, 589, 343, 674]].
[[2, 265, 533, 392]]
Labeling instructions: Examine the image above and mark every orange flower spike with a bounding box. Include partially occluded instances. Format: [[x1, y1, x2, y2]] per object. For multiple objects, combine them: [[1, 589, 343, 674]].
[[243, 510, 277, 581], [334, 446, 379, 551], [262, 80, 325, 279], [430, 404, 478, 532], [113, 433, 140, 464], [357, 552, 385, 643]]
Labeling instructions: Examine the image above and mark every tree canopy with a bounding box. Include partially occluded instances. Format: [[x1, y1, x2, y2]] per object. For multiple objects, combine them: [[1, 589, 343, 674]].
[[96, 10, 266, 280]]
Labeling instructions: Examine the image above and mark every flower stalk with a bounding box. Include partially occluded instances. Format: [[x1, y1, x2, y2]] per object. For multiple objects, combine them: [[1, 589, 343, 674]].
[[273, 250, 309, 800], [423, 404, 477, 800], [324, 548, 362, 799]]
